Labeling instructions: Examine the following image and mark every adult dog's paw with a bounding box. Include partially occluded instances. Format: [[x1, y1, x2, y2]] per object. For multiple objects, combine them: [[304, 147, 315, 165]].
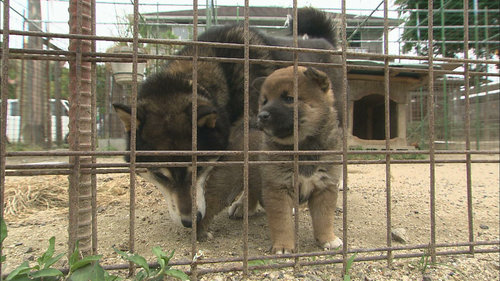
[[228, 201, 244, 219], [197, 231, 214, 242], [227, 199, 259, 219]]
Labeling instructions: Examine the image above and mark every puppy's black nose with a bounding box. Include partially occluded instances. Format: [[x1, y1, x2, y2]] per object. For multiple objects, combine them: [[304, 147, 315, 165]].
[[258, 111, 271, 123]]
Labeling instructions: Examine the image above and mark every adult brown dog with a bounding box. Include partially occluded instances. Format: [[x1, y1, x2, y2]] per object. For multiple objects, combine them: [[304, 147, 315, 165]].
[[256, 66, 343, 254]]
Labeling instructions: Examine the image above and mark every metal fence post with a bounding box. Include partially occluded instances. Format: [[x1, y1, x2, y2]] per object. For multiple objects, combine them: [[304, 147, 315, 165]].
[[0, 0, 11, 277], [68, 0, 94, 256]]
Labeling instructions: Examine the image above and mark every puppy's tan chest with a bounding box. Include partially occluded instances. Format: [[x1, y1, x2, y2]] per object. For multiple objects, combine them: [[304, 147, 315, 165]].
[[297, 168, 336, 200]]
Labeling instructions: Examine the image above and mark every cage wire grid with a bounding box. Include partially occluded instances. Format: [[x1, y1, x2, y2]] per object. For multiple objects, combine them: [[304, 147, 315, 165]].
[[0, 0, 500, 279]]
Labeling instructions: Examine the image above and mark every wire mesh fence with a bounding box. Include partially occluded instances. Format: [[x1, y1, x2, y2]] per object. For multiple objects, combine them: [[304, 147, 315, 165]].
[[1, 0, 499, 280]]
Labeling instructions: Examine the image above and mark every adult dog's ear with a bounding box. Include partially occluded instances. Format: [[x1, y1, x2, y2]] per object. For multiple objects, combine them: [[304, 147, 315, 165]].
[[304, 67, 330, 93], [186, 98, 218, 128], [113, 103, 141, 132], [196, 98, 218, 128], [251, 76, 267, 92], [197, 105, 217, 128]]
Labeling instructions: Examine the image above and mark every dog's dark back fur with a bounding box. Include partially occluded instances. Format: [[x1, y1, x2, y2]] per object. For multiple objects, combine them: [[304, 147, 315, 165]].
[[288, 7, 339, 48]]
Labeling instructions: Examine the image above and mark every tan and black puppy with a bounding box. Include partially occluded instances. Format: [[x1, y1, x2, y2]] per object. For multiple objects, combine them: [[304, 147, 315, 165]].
[[256, 66, 343, 254]]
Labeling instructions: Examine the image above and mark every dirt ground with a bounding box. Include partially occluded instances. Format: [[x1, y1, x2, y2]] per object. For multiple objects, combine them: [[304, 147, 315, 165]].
[[2, 154, 499, 280]]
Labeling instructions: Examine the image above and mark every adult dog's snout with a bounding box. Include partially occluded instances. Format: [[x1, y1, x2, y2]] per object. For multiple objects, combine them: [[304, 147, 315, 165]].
[[181, 211, 203, 228]]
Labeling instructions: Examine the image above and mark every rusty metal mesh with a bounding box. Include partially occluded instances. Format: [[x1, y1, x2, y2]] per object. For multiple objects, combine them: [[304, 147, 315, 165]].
[[1, 0, 499, 279]]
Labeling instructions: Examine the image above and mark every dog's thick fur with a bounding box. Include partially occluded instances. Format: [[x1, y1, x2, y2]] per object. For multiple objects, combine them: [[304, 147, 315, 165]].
[[113, 7, 342, 238], [196, 124, 263, 239], [257, 66, 343, 254]]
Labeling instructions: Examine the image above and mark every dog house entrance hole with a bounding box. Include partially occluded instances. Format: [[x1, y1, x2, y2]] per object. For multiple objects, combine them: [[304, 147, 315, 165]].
[[353, 94, 398, 140]]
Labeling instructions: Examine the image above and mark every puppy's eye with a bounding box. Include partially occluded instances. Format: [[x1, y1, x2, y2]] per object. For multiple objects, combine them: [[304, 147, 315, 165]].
[[281, 92, 294, 104]]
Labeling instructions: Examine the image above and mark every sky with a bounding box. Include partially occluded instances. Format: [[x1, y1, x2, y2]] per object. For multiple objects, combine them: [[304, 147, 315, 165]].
[[3, 0, 400, 52]]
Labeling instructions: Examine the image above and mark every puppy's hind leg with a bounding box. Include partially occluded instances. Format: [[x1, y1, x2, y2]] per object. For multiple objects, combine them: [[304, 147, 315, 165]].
[[308, 187, 342, 250]]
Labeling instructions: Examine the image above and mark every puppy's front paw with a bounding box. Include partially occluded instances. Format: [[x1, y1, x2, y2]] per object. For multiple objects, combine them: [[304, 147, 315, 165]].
[[319, 237, 343, 250], [271, 243, 295, 255]]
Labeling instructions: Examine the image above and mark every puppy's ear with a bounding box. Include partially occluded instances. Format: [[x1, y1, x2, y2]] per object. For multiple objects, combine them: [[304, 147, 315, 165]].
[[196, 98, 218, 128], [113, 103, 141, 132], [304, 67, 330, 93], [251, 76, 267, 92]]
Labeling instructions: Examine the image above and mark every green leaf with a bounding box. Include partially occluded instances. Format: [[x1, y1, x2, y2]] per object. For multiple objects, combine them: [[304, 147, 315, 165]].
[[113, 247, 149, 275], [152, 247, 168, 269], [112, 247, 129, 260], [164, 269, 190, 281], [149, 268, 160, 276], [1, 255, 6, 263], [38, 237, 56, 267], [148, 275, 165, 281], [103, 270, 123, 281], [69, 241, 81, 268], [6, 261, 31, 281], [157, 258, 166, 270], [135, 270, 148, 281], [68, 262, 106, 281], [151, 246, 165, 259], [44, 252, 65, 269], [248, 259, 272, 267], [70, 255, 103, 272], [7, 276, 32, 281], [30, 268, 63, 278], [166, 249, 175, 260], [127, 254, 150, 274], [1, 218, 7, 243], [345, 253, 357, 274], [344, 252, 358, 281]]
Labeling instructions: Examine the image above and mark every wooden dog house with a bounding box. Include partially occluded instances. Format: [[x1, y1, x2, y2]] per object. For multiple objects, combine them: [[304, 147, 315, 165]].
[[346, 60, 441, 149]]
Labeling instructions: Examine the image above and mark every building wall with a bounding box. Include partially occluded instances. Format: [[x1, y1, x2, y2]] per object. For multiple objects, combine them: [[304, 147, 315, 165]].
[[360, 30, 384, 54]]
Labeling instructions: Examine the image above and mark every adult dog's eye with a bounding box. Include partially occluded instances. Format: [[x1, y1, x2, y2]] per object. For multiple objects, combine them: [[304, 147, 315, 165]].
[[152, 168, 173, 183], [154, 171, 170, 182], [262, 97, 268, 106]]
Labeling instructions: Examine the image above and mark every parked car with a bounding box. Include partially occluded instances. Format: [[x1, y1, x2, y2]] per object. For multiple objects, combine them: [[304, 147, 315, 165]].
[[1, 99, 69, 143]]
